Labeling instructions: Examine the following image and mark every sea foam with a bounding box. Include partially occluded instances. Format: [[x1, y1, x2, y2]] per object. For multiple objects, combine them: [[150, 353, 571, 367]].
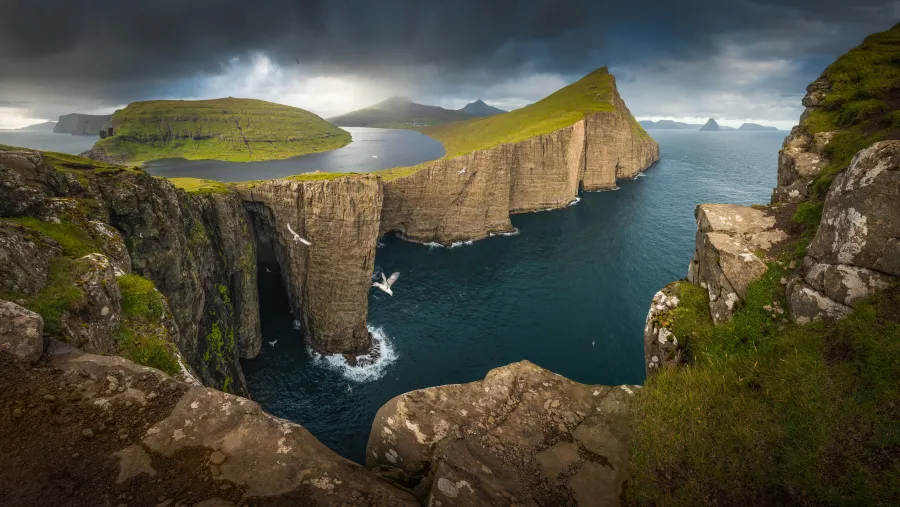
[[307, 325, 398, 382]]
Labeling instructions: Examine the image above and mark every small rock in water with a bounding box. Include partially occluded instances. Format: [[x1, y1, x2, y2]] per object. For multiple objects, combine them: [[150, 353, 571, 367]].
[[342, 354, 359, 367]]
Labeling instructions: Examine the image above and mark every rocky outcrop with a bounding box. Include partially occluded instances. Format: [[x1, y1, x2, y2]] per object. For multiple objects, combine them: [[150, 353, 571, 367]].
[[367, 361, 638, 506], [382, 87, 658, 245], [59, 253, 123, 354], [53, 113, 111, 136], [790, 141, 900, 321], [771, 127, 837, 203], [0, 220, 61, 295], [0, 339, 417, 506], [239, 176, 382, 354], [686, 204, 787, 323], [0, 301, 43, 363], [644, 283, 684, 374]]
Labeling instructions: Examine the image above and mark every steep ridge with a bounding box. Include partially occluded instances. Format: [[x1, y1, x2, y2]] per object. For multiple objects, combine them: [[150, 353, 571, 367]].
[[380, 68, 659, 245], [237, 175, 383, 354], [54, 113, 111, 135]]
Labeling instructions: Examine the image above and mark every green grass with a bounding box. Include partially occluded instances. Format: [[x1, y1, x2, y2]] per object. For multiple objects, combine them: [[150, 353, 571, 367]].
[[7, 217, 99, 257], [168, 177, 231, 194], [628, 273, 900, 505], [90, 97, 351, 164], [421, 68, 617, 158], [803, 23, 900, 198], [118, 324, 180, 376], [118, 274, 166, 320], [1, 257, 86, 334]]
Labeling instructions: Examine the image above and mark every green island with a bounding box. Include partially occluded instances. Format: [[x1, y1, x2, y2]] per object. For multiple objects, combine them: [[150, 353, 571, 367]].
[[89, 97, 351, 164]]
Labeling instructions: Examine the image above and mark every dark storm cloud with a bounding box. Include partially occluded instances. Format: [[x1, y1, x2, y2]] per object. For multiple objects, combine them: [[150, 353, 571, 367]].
[[0, 0, 897, 119]]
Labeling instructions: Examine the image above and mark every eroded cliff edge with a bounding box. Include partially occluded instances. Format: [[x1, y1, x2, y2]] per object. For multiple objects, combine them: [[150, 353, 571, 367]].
[[381, 73, 659, 245]]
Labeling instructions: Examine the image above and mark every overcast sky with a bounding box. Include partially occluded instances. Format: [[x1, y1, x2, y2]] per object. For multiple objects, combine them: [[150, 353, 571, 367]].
[[0, 0, 897, 129]]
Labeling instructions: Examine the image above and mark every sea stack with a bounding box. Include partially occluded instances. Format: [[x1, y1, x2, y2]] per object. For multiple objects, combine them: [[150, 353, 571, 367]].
[[699, 118, 722, 131]]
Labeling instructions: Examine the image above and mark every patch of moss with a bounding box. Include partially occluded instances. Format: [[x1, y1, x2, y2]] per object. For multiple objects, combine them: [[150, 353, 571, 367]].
[[118, 323, 180, 376], [203, 323, 225, 363], [0, 257, 86, 335], [168, 177, 231, 194], [118, 274, 166, 320], [628, 284, 900, 506], [8, 217, 99, 257]]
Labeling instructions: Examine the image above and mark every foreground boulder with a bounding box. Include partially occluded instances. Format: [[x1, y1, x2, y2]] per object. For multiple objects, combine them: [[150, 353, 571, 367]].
[[0, 300, 44, 363], [687, 204, 787, 323], [643, 282, 684, 374], [0, 345, 417, 506], [367, 361, 638, 506]]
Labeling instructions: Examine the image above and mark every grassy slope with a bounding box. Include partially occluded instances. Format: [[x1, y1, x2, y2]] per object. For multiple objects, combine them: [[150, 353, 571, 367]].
[[92, 98, 351, 164], [628, 24, 900, 506], [420, 67, 619, 158], [803, 23, 900, 197]]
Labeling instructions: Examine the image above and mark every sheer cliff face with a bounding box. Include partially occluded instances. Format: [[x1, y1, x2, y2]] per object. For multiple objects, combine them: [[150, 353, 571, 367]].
[[381, 82, 658, 245], [0, 150, 261, 395], [239, 176, 382, 354], [582, 86, 660, 190], [93, 173, 261, 393]]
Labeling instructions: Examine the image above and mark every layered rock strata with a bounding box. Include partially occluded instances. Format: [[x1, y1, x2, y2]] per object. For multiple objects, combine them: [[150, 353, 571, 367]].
[[382, 84, 659, 245], [366, 361, 638, 506], [238, 176, 383, 354]]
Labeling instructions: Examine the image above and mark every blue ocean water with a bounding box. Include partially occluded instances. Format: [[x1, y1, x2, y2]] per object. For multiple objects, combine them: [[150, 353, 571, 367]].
[[241, 129, 786, 464], [0, 131, 98, 154]]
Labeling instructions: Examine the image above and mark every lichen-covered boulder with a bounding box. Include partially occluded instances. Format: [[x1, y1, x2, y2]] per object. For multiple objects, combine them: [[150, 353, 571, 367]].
[[687, 204, 787, 323], [0, 300, 44, 363], [804, 262, 895, 307], [366, 360, 638, 506], [86, 220, 131, 275], [0, 158, 45, 216], [644, 282, 685, 374], [808, 141, 900, 276], [787, 279, 852, 324], [60, 253, 122, 353], [0, 220, 61, 296], [771, 128, 836, 203]]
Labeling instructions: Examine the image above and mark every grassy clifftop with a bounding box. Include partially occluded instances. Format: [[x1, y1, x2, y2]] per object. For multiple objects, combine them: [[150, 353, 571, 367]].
[[803, 23, 900, 196], [422, 67, 619, 158], [90, 98, 351, 164]]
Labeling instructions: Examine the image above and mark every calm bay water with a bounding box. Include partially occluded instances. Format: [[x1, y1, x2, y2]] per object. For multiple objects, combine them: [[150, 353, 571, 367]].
[[143, 127, 445, 181], [0, 131, 98, 154], [241, 129, 786, 463]]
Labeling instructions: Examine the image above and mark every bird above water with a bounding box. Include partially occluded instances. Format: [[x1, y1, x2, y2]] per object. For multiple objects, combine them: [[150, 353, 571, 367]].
[[269, 340, 278, 346], [373, 271, 400, 296]]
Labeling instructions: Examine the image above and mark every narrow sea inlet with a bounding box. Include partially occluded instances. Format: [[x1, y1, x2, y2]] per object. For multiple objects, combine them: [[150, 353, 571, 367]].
[[239, 130, 786, 463]]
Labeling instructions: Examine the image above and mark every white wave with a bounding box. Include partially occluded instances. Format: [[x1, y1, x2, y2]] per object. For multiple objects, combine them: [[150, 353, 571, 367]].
[[293, 319, 302, 330], [308, 325, 398, 382], [635, 172, 647, 178], [567, 197, 582, 207], [450, 240, 474, 248], [588, 186, 620, 192], [489, 228, 520, 237], [376, 240, 385, 248], [423, 241, 445, 249]]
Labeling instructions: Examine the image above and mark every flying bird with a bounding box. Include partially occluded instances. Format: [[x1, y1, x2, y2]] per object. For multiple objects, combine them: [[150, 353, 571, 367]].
[[373, 271, 400, 296], [269, 340, 278, 347], [372, 155, 378, 158], [458, 167, 466, 174], [286, 223, 312, 246], [265, 266, 271, 273], [295, 57, 300, 64], [591, 340, 596, 347]]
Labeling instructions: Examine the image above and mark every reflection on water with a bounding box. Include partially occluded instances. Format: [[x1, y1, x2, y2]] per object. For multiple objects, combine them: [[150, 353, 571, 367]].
[[143, 127, 445, 181]]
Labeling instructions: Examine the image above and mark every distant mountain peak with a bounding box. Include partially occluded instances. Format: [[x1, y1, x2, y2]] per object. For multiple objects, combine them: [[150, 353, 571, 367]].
[[699, 118, 721, 131], [459, 99, 506, 117]]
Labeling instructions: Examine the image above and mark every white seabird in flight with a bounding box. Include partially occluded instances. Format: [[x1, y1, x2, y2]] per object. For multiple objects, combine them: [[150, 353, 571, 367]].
[[372, 271, 400, 296], [286, 223, 312, 246], [458, 167, 466, 174]]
